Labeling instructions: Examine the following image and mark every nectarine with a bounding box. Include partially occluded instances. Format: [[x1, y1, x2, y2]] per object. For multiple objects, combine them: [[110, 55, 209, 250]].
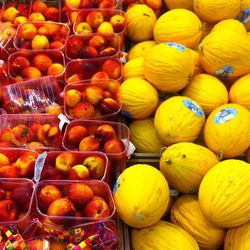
[[79, 135, 100, 151], [68, 125, 88, 145], [55, 152, 78, 173]]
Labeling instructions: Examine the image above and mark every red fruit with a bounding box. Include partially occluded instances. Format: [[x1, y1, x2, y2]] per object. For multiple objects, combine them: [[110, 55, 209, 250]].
[[0, 200, 19, 221], [79, 46, 98, 59]]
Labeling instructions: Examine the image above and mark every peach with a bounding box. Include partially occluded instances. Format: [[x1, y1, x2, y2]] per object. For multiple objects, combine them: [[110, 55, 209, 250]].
[[79, 46, 98, 59], [38, 184, 63, 212], [95, 124, 116, 144], [67, 36, 85, 58], [33, 53, 52, 72], [90, 71, 109, 89], [0, 165, 19, 178], [68, 125, 88, 145], [0, 200, 19, 221], [31, 34, 49, 50], [32, 0, 48, 13], [83, 196, 110, 218], [45, 103, 63, 115], [25, 141, 45, 154], [3, 7, 20, 23], [49, 41, 64, 50], [106, 79, 120, 94], [65, 89, 82, 108], [99, 47, 117, 57], [13, 16, 27, 27], [68, 183, 94, 206], [143, 0, 162, 10], [67, 73, 82, 83], [80, 0, 95, 8], [43, 7, 59, 22], [0, 128, 12, 142], [89, 35, 106, 51], [67, 164, 90, 180], [98, 0, 116, 9], [86, 11, 104, 29], [110, 14, 126, 33], [55, 152, 78, 173], [43, 23, 60, 36], [37, 124, 60, 146], [103, 91, 112, 98], [83, 155, 106, 179], [41, 166, 64, 180], [47, 198, 76, 224], [79, 135, 100, 151], [30, 123, 43, 136], [15, 153, 37, 178], [0, 153, 10, 167], [47, 63, 64, 77], [22, 66, 42, 79], [96, 21, 114, 33], [29, 12, 46, 21], [100, 97, 120, 114], [102, 59, 121, 79], [65, 0, 81, 9], [18, 23, 37, 40], [11, 186, 32, 211], [72, 102, 95, 119], [84, 86, 104, 105], [75, 22, 93, 34], [103, 138, 125, 160], [10, 124, 32, 146]]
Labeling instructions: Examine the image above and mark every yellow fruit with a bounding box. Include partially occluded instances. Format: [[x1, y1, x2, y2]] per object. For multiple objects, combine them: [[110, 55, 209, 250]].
[[3, 7, 20, 23], [160, 142, 218, 193], [164, 0, 194, 11], [127, 40, 156, 61], [229, 73, 250, 111], [193, 0, 241, 24], [126, 4, 157, 42], [187, 48, 203, 75], [171, 195, 225, 250], [211, 19, 246, 34], [144, 42, 194, 92], [238, 0, 250, 31], [113, 164, 169, 228], [131, 220, 199, 250], [224, 221, 250, 250], [31, 35, 49, 50], [204, 103, 250, 158], [182, 74, 229, 114], [129, 118, 164, 153], [154, 96, 205, 145], [153, 9, 202, 49], [120, 78, 159, 119], [199, 159, 250, 228], [65, 0, 81, 9], [199, 30, 250, 79], [123, 57, 145, 80]]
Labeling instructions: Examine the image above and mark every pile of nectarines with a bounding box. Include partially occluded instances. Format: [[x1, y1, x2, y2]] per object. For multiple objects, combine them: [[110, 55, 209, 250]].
[[40, 151, 108, 181], [64, 82, 121, 120], [65, 0, 119, 10], [65, 58, 123, 83], [9, 51, 65, 81], [36, 181, 113, 226], [14, 21, 70, 51]]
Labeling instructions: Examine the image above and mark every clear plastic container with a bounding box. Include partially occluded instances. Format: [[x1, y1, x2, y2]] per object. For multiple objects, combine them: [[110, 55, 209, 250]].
[[65, 57, 123, 84], [8, 50, 65, 81], [35, 179, 116, 228], [2, 75, 63, 114], [13, 21, 70, 51], [0, 113, 63, 151], [63, 80, 121, 121]]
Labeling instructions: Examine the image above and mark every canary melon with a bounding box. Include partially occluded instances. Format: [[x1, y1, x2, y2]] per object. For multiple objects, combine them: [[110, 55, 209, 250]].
[[131, 220, 199, 250], [129, 118, 164, 153], [193, 0, 241, 24], [199, 159, 250, 228], [164, 0, 193, 11], [160, 142, 218, 193], [154, 96, 205, 145], [171, 195, 225, 250], [204, 103, 250, 158], [123, 57, 144, 80], [182, 74, 229, 114], [211, 19, 246, 34], [120, 78, 159, 119], [153, 9, 202, 49], [144, 42, 194, 92], [113, 164, 169, 228], [229, 73, 250, 111]]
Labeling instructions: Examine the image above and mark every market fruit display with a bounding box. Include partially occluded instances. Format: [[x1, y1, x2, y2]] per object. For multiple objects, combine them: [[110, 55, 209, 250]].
[[123, 57, 145, 80]]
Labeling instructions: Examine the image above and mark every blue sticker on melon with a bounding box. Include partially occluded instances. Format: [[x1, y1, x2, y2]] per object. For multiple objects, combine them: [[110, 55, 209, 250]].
[[214, 107, 238, 124], [214, 65, 234, 79], [113, 175, 121, 194], [165, 42, 185, 51], [238, 8, 250, 24], [183, 99, 204, 117]]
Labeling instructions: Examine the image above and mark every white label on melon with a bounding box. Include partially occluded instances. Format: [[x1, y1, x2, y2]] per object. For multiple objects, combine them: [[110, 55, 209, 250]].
[[183, 99, 204, 117], [214, 107, 238, 124]]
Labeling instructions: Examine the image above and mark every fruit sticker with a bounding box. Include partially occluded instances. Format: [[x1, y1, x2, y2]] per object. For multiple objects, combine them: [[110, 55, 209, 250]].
[[238, 8, 250, 24], [214, 65, 234, 78], [214, 107, 238, 124], [113, 175, 121, 195], [165, 42, 185, 52], [183, 99, 204, 117]]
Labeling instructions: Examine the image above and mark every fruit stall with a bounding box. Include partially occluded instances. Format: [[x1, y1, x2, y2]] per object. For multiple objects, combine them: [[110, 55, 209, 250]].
[[0, 0, 250, 249]]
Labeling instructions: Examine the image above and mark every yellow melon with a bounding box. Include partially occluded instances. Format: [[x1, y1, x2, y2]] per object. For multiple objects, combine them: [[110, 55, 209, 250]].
[[187, 49, 204, 75], [113, 164, 169, 228], [224, 221, 250, 250], [154, 96, 205, 145], [131, 220, 199, 250], [127, 40, 156, 61], [199, 30, 250, 79], [239, 0, 250, 31], [123, 57, 145, 80], [144, 42, 194, 92], [126, 4, 157, 42], [204, 103, 250, 158], [211, 19, 246, 34], [171, 195, 225, 250], [129, 118, 164, 153], [229, 73, 250, 111], [153, 9, 202, 49], [182, 74, 229, 114], [164, 0, 194, 11], [160, 142, 219, 193], [199, 159, 250, 228], [120, 78, 159, 119], [193, 0, 241, 24]]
